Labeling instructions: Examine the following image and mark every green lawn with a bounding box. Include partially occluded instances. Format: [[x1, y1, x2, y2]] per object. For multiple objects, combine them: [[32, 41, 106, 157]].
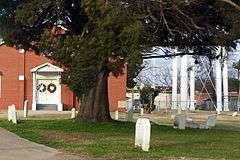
[[0, 119, 239, 160]]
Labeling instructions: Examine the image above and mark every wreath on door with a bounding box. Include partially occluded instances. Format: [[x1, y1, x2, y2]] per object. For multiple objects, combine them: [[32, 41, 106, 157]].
[[37, 83, 46, 92], [47, 83, 57, 93]]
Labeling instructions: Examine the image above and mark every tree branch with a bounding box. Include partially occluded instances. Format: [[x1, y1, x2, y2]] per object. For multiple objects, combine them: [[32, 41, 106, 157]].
[[219, 0, 240, 10], [143, 51, 213, 59]]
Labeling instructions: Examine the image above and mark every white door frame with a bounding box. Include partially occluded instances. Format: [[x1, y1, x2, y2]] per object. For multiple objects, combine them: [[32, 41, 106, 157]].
[[31, 63, 63, 111]]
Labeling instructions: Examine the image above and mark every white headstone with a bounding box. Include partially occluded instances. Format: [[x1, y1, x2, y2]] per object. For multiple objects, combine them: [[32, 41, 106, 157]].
[[8, 106, 12, 121], [8, 104, 17, 124], [8, 105, 15, 121], [174, 114, 186, 130], [135, 118, 151, 152], [206, 114, 217, 127], [140, 108, 144, 116], [232, 112, 237, 117], [71, 108, 76, 119], [115, 110, 119, 120], [23, 100, 28, 118], [12, 111, 17, 124]]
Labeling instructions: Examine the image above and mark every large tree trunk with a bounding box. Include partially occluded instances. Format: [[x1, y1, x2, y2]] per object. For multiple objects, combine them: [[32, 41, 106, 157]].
[[77, 68, 113, 122]]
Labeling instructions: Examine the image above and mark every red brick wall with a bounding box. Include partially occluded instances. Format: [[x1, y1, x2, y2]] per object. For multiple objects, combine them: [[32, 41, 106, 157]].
[[0, 45, 127, 111], [108, 66, 127, 112], [0, 46, 23, 109]]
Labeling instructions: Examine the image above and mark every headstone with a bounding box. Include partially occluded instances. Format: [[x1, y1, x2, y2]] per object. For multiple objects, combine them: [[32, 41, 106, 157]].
[[23, 100, 28, 118], [8, 105, 15, 121], [173, 114, 186, 130], [8, 104, 17, 124], [135, 118, 151, 151], [232, 112, 238, 117], [12, 111, 17, 124], [8, 106, 12, 121], [206, 114, 217, 128], [71, 108, 76, 119], [125, 107, 133, 121], [115, 110, 119, 120], [125, 100, 133, 121], [198, 114, 217, 129], [140, 108, 144, 116]]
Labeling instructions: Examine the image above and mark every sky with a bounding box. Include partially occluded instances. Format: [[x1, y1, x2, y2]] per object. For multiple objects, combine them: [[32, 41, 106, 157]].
[[137, 44, 240, 86]]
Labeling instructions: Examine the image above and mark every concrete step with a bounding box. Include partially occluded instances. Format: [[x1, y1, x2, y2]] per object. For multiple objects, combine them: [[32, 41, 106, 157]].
[[36, 104, 57, 110]]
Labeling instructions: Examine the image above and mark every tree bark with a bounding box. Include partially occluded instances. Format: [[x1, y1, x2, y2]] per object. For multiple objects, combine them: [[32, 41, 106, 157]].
[[77, 68, 112, 122]]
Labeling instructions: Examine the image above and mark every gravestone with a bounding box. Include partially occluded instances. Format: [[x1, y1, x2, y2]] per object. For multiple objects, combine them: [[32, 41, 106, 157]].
[[8, 104, 17, 124], [187, 114, 217, 129], [135, 118, 151, 151], [205, 114, 217, 128], [173, 114, 186, 130], [23, 100, 28, 118], [71, 108, 76, 119], [12, 111, 17, 124], [125, 100, 133, 121], [125, 107, 133, 121], [8, 106, 12, 121]]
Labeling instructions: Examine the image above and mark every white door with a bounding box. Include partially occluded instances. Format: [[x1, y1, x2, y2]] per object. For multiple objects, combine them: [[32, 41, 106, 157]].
[[37, 79, 58, 105]]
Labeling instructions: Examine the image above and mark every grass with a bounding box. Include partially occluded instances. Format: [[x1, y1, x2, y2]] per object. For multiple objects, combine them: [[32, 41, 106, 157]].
[[0, 119, 240, 160]]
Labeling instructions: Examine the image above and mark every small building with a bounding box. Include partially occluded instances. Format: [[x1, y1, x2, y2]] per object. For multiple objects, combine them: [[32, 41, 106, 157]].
[[0, 45, 126, 112], [126, 86, 141, 100]]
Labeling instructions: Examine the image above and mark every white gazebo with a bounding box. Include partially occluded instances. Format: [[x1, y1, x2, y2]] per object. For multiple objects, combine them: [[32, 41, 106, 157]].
[[31, 62, 63, 111]]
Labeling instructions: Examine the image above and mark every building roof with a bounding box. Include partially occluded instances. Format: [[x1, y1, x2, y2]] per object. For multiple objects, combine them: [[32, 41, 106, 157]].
[[31, 62, 63, 72]]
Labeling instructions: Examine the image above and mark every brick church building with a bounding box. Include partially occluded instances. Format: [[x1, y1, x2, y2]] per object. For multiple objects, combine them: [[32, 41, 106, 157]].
[[0, 44, 127, 112]]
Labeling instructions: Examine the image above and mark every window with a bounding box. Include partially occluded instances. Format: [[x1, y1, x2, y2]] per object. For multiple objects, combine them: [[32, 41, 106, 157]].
[[0, 71, 2, 98]]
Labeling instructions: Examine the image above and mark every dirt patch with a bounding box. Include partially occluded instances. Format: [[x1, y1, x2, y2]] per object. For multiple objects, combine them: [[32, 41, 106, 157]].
[[40, 130, 97, 145]]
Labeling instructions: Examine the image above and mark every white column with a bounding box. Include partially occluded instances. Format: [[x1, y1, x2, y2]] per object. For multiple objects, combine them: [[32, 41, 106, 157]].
[[180, 55, 188, 110], [215, 48, 222, 113], [189, 56, 195, 111], [222, 48, 229, 111], [172, 56, 179, 110], [32, 72, 37, 111]]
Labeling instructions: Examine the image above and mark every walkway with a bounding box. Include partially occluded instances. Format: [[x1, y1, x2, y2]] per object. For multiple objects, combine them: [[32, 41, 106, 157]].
[[0, 128, 86, 160]]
